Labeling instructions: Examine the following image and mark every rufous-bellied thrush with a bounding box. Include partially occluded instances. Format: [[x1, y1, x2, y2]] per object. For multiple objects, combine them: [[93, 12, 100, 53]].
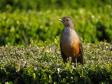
[[60, 16, 84, 65]]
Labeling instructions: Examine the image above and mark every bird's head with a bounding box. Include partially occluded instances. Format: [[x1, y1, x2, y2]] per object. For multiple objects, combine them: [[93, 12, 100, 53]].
[[59, 16, 74, 28]]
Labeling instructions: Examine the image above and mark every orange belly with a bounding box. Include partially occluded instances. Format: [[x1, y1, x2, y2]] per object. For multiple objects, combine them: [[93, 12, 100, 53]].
[[61, 41, 80, 57]]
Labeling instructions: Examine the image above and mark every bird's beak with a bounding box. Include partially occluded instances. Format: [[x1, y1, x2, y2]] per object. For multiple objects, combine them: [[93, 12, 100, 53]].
[[59, 18, 62, 22]]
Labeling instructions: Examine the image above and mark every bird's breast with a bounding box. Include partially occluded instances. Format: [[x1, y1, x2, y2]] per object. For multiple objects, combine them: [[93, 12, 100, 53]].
[[61, 28, 79, 45], [61, 28, 80, 57]]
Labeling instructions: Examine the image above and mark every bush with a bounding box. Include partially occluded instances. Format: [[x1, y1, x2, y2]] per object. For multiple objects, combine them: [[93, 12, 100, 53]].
[[0, 42, 112, 83]]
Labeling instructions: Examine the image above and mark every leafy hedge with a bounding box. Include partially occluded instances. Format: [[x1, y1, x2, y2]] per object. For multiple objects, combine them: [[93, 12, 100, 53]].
[[0, 42, 112, 83], [0, 7, 112, 45], [0, 64, 112, 84]]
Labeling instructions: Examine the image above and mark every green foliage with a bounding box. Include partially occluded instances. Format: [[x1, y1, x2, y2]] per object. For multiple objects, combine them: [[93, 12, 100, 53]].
[[0, 11, 61, 45], [0, 0, 112, 45], [0, 6, 112, 45], [0, 0, 112, 11], [0, 42, 112, 83]]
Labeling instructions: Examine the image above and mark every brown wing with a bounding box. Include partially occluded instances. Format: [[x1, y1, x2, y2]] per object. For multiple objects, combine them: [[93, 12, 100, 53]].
[[78, 42, 84, 64]]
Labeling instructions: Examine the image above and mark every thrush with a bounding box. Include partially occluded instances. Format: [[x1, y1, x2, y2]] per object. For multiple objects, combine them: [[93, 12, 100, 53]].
[[60, 16, 84, 65]]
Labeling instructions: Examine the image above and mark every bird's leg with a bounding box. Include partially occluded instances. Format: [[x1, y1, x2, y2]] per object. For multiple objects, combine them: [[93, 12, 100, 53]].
[[75, 58, 77, 67], [68, 57, 72, 63]]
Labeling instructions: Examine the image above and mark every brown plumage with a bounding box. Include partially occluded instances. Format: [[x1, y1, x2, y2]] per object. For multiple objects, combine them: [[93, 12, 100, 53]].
[[60, 16, 84, 65]]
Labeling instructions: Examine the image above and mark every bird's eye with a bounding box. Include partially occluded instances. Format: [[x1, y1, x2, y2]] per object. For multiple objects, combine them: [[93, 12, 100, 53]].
[[66, 19, 69, 21]]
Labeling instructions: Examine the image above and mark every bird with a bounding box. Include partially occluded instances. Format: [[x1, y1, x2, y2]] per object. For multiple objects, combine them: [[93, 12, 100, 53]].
[[59, 16, 84, 65]]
